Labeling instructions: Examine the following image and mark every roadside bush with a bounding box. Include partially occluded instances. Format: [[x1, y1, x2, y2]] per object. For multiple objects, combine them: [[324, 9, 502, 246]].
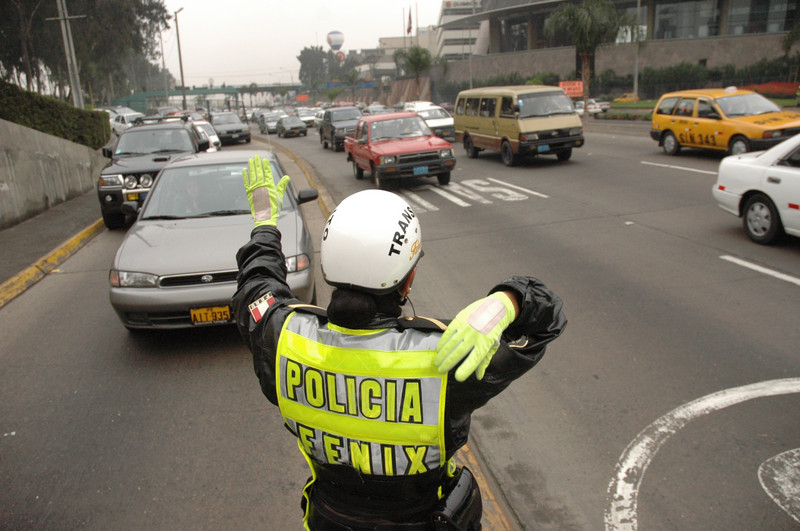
[[526, 72, 561, 86], [0, 79, 110, 149]]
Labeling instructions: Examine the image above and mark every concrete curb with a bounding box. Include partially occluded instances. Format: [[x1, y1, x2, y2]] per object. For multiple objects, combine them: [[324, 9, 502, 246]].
[[0, 218, 105, 309]]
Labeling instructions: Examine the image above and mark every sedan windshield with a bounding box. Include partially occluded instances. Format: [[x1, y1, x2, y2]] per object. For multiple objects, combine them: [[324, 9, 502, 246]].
[[141, 161, 291, 219], [417, 108, 450, 120], [114, 129, 193, 155], [716, 93, 782, 117], [517, 91, 575, 118], [212, 113, 242, 125]]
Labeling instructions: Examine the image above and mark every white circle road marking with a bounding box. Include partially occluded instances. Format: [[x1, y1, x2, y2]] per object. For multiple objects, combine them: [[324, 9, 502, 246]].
[[605, 378, 800, 530]]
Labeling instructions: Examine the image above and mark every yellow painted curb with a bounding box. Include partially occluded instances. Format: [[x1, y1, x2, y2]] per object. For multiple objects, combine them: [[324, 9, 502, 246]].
[[0, 218, 105, 309]]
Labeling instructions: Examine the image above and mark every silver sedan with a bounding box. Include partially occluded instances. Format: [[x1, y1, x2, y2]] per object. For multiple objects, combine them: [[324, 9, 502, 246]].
[[109, 149, 318, 329]]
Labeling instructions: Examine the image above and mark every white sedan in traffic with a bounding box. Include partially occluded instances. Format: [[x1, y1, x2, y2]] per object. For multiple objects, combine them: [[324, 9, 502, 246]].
[[712, 133, 800, 244]]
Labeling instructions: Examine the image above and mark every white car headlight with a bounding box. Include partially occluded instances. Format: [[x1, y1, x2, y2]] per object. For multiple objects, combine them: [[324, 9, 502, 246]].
[[99, 174, 123, 188], [124, 175, 138, 189], [380, 155, 397, 165], [285, 254, 310, 273], [109, 270, 158, 288], [439, 149, 453, 158]]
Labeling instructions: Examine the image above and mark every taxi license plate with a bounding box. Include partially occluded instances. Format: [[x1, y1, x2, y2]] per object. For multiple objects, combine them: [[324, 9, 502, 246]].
[[537, 144, 550, 153], [413, 166, 428, 176], [190, 305, 231, 325]]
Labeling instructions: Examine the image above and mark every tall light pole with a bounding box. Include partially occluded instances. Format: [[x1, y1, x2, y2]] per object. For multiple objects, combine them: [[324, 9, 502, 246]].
[[174, 7, 187, 110], [48, 0, 85, 108], [633, 0, 641, 102]]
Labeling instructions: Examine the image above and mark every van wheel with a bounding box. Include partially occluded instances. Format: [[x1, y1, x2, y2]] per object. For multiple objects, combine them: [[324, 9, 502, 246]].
[[353, 161, 364, 179], [464, 136, 479, 158], [501, 140, 516, 166], [556, 149, 572, 161], [437, 172, 451, 185], [662, 131, 681, 156]]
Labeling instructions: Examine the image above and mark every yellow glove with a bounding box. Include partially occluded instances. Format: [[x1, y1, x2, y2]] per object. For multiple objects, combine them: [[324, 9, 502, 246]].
[[242, 155, 290, 227], [434, 292, 516, 381]]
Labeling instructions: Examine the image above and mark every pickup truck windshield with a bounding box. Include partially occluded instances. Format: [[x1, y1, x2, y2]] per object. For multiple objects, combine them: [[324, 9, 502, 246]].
[[517, 91, 575, 118], [370, 116, 432, 140], [332, 109, 362, 121]]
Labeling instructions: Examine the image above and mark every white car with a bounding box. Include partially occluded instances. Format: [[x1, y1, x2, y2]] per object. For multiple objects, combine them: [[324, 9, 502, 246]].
[[574, 100, 602, 116], [111, 111, 144, 135], [415, 105, 455, 141], [712, 133, 800, 244]]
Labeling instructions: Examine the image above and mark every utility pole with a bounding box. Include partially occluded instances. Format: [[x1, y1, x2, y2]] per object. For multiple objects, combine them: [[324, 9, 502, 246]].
[[174, 7, 187, 110], [48, 0, 85, 108], [633, 0, 641, 102], [160, 32, 169, 105]]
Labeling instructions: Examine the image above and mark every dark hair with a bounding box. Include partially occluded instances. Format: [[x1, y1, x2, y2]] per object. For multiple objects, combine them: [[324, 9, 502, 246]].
[[327, 288, 403, 328]]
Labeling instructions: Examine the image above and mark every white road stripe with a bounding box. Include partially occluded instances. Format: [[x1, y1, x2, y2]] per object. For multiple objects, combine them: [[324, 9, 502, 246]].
[[720, 255, 800, 287], [399, 190, 438, 213], [422, 184, 473, 207], [487, 177, 549, 198], [605, 378, 800, 531], [641, 160, 718, 175]]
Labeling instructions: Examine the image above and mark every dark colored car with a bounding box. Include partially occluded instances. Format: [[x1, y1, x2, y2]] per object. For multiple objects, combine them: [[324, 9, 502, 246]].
[[319, 106, 362, 152], [210, 112, 251, 145], [276, 116, 308, 138], [97, 119, 210, 229]]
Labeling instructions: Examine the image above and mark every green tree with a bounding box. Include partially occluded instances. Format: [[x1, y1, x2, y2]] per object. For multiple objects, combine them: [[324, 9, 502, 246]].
[[393, 46, 433, 100], [544, 0, 626, 118], [297, 46, 327, 88]]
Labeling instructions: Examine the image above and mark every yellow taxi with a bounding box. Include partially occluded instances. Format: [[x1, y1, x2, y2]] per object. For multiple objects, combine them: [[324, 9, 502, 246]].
[[650, 86, 800, 156]]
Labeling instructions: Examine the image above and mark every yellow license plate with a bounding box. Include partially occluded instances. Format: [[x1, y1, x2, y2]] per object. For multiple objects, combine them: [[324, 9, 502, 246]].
[[126, 193, 139, 200], [190, 305, 231, 325]]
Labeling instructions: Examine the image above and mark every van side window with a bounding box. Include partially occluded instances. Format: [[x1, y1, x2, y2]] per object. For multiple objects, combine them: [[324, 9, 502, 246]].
[[456, 98, 465, 115], [465, 98, 480, 117], [480, 98, 496, 117], [656, 97, 679, 115], [500, 97, 514, 117]]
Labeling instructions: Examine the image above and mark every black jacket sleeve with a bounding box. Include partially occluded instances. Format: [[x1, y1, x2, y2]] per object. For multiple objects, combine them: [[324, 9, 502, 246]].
[[233, 225, 297, 405], [444, 276, 567, 454]]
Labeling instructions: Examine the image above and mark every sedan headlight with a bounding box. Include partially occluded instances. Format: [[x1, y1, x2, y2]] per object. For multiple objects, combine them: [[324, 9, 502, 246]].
[[139, 174, 153, 188], [380, 155, 397, 165], [109, 270, 158, 288], [762, 130, 782, 139], [285, 254, 310, 273], [124, 175, 138, 189], [439, 148, 453, 158], [99, 174, 123, 188]]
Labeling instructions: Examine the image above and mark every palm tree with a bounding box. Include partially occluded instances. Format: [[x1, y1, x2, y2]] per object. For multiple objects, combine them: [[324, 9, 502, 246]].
[[544, 0, 626, 119], [393, 46, 433, 100]]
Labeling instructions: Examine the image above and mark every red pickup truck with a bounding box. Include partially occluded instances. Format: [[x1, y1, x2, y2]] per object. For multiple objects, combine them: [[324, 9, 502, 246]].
[[344, 112, 456, 188]]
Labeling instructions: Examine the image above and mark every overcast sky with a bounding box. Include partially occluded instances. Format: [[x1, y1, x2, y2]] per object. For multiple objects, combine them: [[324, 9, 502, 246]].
[[159, 0, 444, 87]]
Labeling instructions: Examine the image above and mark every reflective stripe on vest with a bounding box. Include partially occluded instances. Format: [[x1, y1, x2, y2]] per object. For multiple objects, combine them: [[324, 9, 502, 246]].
[[276, 312, 447, 476]]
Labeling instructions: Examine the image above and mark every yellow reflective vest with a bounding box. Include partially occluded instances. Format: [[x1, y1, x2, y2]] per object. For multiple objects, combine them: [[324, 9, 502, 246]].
[[276, 311, 448, 476]]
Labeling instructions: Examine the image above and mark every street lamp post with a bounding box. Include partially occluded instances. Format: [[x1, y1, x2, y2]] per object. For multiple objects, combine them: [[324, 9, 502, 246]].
[[174, 7, 187, 110]]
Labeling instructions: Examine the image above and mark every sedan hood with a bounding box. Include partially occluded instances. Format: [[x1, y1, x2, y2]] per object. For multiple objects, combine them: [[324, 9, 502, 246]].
[[113, 214, 299, 276]]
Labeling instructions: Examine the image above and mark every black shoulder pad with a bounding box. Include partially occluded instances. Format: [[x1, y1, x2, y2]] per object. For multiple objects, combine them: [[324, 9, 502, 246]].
[[397, 315, 448, 332], [287, 302, 328, 319]]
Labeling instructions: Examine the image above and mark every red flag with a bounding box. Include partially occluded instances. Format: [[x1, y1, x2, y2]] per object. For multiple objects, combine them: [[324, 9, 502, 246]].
[[407, 8, 412, 34]]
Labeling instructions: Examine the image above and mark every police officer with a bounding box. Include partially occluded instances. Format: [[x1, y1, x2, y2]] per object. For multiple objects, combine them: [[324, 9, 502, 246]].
[[233, 155, 567, 530]]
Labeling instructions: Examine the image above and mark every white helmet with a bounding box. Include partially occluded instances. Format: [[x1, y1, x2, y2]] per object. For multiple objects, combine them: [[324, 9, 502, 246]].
[[321, 190, 422, 294]]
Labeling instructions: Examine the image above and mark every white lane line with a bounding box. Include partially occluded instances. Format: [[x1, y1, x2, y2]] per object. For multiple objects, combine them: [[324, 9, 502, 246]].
[[758, 448, 800, 524], [605, 378, 800, 531], [641, 160, 718, 175], [720, 255, 800, 287], [422, 184, 473, 207], [487, 177, 549, 198], [399, 190, 438, 213]]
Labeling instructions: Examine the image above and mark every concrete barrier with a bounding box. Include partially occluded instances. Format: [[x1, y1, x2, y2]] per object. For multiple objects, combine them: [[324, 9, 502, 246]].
[[0, 118, 107, 229]]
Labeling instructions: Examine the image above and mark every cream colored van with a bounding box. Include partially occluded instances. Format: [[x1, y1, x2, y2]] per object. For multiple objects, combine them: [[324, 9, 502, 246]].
[[453, 85, 584, 166]]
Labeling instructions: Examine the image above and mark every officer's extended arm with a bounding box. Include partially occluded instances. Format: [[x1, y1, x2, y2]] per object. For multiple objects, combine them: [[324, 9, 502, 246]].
[[434, 291, 519, 381], [242, 154, 291, 227]]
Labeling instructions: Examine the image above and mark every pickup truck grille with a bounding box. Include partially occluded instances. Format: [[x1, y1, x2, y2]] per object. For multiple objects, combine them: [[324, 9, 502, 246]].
[[397, 150, 441, 164]]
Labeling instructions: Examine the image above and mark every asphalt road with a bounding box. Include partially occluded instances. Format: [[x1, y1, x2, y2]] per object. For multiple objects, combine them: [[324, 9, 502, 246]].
[[2, 121, 799, 530]]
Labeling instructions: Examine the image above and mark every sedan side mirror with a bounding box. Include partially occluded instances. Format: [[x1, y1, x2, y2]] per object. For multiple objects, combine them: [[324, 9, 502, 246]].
[[297, 189, 319, 205]]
